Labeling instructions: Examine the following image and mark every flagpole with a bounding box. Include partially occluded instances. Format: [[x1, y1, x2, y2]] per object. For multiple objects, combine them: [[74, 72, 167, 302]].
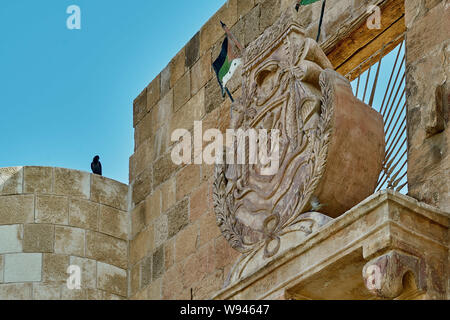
[[316, 0, 327, 42]]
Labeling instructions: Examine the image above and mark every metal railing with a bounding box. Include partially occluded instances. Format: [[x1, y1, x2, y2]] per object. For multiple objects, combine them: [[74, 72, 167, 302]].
[[345, 34, 408, 194]]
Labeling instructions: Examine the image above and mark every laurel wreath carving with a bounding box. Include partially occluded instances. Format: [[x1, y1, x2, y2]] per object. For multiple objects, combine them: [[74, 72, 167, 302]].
[[213, 69, 336, 257]]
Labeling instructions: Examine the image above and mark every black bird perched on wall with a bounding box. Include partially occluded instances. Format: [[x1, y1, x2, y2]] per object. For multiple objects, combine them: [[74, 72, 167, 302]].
[[91, 156, 102, 176]]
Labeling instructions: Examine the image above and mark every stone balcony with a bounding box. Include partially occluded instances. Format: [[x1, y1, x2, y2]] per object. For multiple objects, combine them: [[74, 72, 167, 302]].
[[213, 190, 449, 300]]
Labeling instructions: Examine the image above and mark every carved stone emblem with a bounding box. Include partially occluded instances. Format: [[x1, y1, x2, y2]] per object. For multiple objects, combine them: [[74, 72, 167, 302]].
[[213, 12, 385, 284]]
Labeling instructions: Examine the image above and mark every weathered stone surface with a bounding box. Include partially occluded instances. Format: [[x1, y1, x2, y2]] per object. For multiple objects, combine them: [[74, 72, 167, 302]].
[[0, 195, 34, 225], [54, 226, 85, 257], [161, 178, 176, 212], [129, 262, 140, 296], [170, 47, 187, 89], [42, 253, 69, 283], [191, 50, 212, 96], [244, 5, 261, 46], [132, 166, 152, 206], [167, 199, 189, 238], [133, 88, 147, 128], [173, 71, 191, 112], [97, 262, 127, 297], [176, 165, 200, 201], [61, 287, 87, 300], [153, 153, 179, 189], [0, 283, 32, 300], [69, 198, 99, 231], [171, 87, 205, 133], [99, 205, 129, 240], [154, 214, 168, 249], [36, 195, 69, 225], [33, 283, 62, 300], [175, 223, 198, 263], [70, 256, 97, 289], [185, 32, 200, 69], [152, 246, 164, 281], [86, 231, 128, 269], [140, 255, 152, 289], [4, 253, 42, 283], [0, 167, 23, 195], [23, 224, 54, 253], [91, 175, 128, 212], [130, 226, 154, 266], [160, 64, 171, 98], [0, 224, 23, 254], [205, 77, 224, 114], [23, 166, 53, 194], [54, 168, 90, 199], [147, 74, 161, 110], [0, 255, 3, 283]]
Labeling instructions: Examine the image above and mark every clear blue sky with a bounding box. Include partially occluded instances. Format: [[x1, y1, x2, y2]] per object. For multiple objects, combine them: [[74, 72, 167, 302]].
[[0, 0, 225, 184]]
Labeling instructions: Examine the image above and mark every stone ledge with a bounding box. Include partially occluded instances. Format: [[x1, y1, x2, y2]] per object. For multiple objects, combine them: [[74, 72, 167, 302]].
[[213, 190, 449, 300]]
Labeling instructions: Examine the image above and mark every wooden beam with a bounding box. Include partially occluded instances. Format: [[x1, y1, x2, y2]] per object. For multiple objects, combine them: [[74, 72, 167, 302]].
[[326, 0, 405, 80]]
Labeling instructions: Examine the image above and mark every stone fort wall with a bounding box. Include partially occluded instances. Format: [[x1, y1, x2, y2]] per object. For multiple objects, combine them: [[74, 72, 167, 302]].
[[0, 166, 129, 300], [0, 0, 448, 300], [127, 0, 416, 300]]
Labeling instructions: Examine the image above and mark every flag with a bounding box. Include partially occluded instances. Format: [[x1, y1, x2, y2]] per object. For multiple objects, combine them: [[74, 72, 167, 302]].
[[212, 22, 243, 101], [295, 0, 321, 11]]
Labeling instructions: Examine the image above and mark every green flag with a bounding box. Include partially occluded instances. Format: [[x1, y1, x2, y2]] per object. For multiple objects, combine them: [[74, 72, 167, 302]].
[[295, 0, 321, 11]]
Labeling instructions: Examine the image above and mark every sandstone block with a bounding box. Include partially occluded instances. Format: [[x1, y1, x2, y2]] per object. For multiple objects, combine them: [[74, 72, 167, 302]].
[[146, 277, 162, 300], [175, 223, 198, 264], [190, 182, 212, 221], [99, 205, 129, 240], [129, 262, 140, 297], [61, 287, 87, 300], [154, 214, 168, 249], [160, 64, 171, 98], [0, 195, 34, 225], [140, 255, 152, 289], [69, 198, 99, 231], [131, 202, 146, 239], [133, 87, 147, 128], [33, 283, 61, 300], [91, 175, 128, 211], [23, 224, 54, 253], [145, 189, 161, 223], [185, 32, 200, 69], [161, 178, 176, 212], [130, 226, 154, 266], [205, 78, 224, 114], [0, 167, 23, 195], [170, 48, 187, 88], [42, 253, 69, 283], [198, 211, 221, 247], [36, 195, 69, 225], [54, 226, 85, 257], [97, 262, 127, 297], [152, 246, 164, 281], [134, 106, 154, 149], [173, 71, 191, 112], [0, 283, 32, 300], [153, 153, 179, 188], [4, 253, 42, 283], [191, 49, 212, 96], [54, 168, 90, 199], [0, 224, 23, 254], [199, 0, 238, 55], [176, 165, 200, 201], [170, 87, 206, 133], [244, 5, 261, 46], [167, 199, 189, 238], [132, 166, 152, 206], [23, 166, 53, 194], [0, 255, 3, 283], [147, 74, 161, 110], [86, 231, 128, 269], [70, 256, 97, 289]]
